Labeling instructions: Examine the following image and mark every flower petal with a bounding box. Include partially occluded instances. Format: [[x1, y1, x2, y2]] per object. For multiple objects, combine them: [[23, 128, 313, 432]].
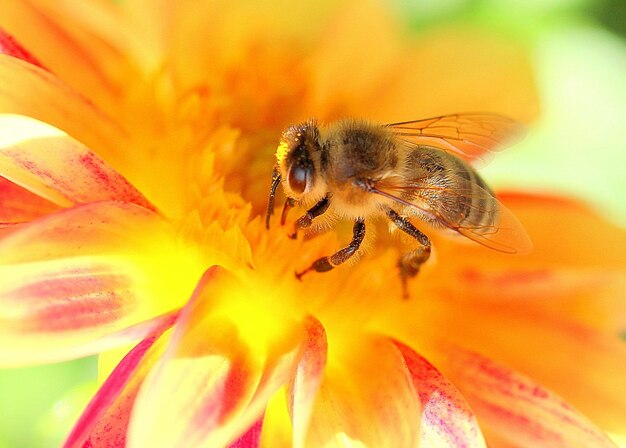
[[310, 15, 538, 123], [0, 175, 59, 223], [387, 290, 626, 436], [0, 201, 205, 366], [127, 269, 306, 448], [64, 316, 175, 448], [0, 114, 154, 209], [306, 336, 421, 448], [0, 0, 139, 111], [228, 418, 263, 448], [0, 28, 44, 67], [383, 193, 626, 430], [435, 193, 626, 272], [288, 317, 328, 448], [0, 54, 129, 160], [437, 347, 616, 447], [394, 342, 487, 448]]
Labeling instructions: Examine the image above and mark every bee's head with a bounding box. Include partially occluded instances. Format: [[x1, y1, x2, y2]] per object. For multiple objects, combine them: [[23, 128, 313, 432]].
[[276, 119, 322, 198]]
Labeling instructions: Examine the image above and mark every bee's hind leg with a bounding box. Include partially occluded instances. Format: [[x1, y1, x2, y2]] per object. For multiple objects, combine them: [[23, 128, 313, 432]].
[[295, 218, 365, 280], [386, 209, 431, 299]]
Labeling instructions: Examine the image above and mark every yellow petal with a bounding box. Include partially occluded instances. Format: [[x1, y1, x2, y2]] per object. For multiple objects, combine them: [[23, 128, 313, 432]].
[[0, 201, 205, 366], [127, 269, 306, 448]]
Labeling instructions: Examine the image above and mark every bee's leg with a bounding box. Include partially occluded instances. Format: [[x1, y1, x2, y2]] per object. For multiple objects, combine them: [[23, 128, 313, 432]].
[[295, 218, 365, 280], [280, 197, 296, 226], [265, 165, 282, 229], [386, 209, 431, 299], [289, 194, 331, 239]]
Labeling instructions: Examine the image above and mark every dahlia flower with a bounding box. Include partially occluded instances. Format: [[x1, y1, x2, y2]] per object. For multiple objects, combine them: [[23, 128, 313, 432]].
[[0, 1, 625, 447]]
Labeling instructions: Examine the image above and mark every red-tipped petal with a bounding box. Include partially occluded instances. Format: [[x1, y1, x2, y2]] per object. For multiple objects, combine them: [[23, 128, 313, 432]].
[[64, 315, 176, 448], [0, 201, 204, 366], [395, 342, 487, 447], [0, 0, 140, 112], [287, 316, 327, 448], [0, 28, 44, 67], [0, 55, 129, 160], [227, 418, 264, 448], [0, 175, 59, 223], [306, 336, 421, 447], [0, 114, 154, 209], [439, 347, 616, 447], [127, 269, 306, 448]]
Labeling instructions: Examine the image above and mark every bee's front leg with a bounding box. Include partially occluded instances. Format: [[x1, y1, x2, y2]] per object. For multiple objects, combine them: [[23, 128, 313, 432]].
[[289, 194, 331, 239], [386, 208, 431, 299], [280, 197, 296, 225], [295, 218, 365, 280]]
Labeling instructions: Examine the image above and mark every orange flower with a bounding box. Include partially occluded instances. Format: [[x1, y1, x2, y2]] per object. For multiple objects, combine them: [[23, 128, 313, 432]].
[[1, 1, 625, 447]]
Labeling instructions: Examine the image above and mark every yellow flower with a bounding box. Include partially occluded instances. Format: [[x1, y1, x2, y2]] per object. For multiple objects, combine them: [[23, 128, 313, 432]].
[[1, 1, 625, 447]]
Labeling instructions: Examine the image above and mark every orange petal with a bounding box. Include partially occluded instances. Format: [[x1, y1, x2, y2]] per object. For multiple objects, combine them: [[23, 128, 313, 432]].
[[385, 282, 626, 435], [127, 269, 306, 448], [0, 28, 44, 67], [309, 10, 538, 123], [287, 317, 328, 448], [435, 192, 626, 271], [394, 342, 487, 447], [0, 175, 59, 223], [0, 0, 139, 112], [436, 347, 616, 447], [307, 0, 404, 121], [64, 316, 175, 448], [0, 55, 129, 161], [0, 114, 154, 209], [372, 30, 539, 123], [0, 201, 205, 366], [306, 336, 421, 447]]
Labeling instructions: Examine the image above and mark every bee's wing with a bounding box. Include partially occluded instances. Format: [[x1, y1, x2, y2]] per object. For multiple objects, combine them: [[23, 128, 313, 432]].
[[386, 113, 526, 164], [374, 173, 532, 254]]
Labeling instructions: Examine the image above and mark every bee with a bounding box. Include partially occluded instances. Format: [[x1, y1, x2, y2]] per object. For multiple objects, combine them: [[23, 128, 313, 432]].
[[266, 113, 532, 297]]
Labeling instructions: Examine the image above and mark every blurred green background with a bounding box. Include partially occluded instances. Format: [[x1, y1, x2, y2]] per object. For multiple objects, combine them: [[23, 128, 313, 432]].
[[0, 0, 624, 446]]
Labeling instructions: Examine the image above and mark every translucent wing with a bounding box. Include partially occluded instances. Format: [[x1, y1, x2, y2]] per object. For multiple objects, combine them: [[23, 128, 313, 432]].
[[386, 113, 526, 164], [372, 171, 532, 254]]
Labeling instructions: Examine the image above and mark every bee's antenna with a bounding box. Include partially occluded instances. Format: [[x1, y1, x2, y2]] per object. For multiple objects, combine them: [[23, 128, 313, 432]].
[[266, 166, 281, 229]]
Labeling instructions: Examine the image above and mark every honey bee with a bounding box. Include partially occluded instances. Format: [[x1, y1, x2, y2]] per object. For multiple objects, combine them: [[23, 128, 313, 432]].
[[266, 113, 532, 297]]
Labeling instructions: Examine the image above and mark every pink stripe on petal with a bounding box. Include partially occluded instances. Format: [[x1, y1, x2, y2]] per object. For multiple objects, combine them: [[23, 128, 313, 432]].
[[0, 115, 155, 209], [440, 347, 616, 448], [64, 315, 176, 448], [227, 417, 264, 448], [0, 201, 202, 366], [394, 342, 487, 448], [0, 28, 44, 67], [6, 266, 130, 333]]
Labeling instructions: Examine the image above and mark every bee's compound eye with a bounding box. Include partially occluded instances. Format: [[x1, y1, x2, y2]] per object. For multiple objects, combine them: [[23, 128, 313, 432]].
[[288, 165, 310, 194]]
